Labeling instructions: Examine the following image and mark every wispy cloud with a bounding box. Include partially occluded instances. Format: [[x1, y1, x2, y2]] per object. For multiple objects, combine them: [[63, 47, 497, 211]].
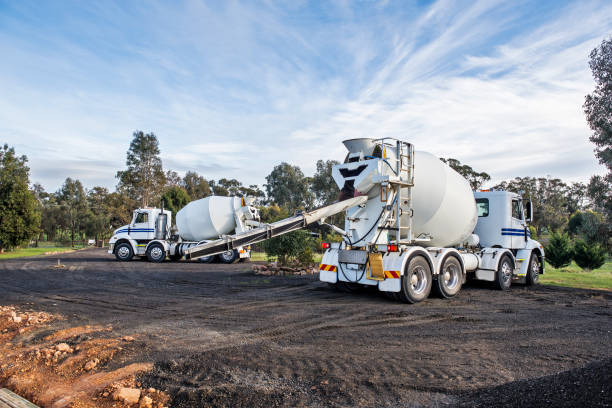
[[0, 0, 609, 192]]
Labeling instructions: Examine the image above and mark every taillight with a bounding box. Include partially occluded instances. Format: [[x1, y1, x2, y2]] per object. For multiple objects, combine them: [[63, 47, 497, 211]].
[[321, 242, 331, 249], [387, 244, 399, 252]]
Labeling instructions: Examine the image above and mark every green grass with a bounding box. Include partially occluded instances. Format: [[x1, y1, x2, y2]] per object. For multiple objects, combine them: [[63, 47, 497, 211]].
[[541, 260, 612, 290], [250, 251, 323, 263], [0, 246, 84, 260]]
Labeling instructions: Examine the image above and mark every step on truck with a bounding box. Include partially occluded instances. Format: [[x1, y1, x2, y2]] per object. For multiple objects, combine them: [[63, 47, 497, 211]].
[[147, 137, 545, 302], [108, 196, 260, 263]]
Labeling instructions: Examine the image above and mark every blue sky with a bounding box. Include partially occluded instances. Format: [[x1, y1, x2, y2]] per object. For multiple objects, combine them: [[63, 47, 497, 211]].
[[1, 0, 610, 192]]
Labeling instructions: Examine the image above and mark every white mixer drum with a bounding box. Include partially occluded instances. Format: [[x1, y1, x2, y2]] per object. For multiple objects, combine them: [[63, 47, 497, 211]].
[[406, 151, 477, 247], [176, 196, 240, 241]]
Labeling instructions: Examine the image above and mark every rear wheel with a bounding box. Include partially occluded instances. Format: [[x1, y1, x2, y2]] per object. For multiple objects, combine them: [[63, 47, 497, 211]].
[[526, 253, 540, 286], [494, 255, 513, 290], [114, 243, 134, 262], [434, 256, 463, 298], [146, 243, 166, 263], [219, 250, 238, 264], [399, 255, 432, 303]]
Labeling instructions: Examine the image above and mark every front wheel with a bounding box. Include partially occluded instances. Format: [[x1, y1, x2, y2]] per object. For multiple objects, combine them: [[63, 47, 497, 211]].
[[399, 255, 432, 303], [219, 250, 238, 264], [495, 255, 513, 290], [526, 253, 540, 286], [146, 243, 166, 263], [434, 256, 463, 298], [114, 243, 134, 262]]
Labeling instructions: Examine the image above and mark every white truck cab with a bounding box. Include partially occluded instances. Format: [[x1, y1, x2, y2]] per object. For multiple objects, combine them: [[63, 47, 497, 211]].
[[472, 190, 544, 286]]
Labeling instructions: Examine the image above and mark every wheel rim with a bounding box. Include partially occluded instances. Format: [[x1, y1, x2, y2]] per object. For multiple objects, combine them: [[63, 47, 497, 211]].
[[410, 266, 427, 294], [501, 261, 512, 283], [443, 263, 459, 290], [530, 258, 539, 283], [117, 246, 130, 258], [151, 247, 163, 260], [221, 251, 234, 261]]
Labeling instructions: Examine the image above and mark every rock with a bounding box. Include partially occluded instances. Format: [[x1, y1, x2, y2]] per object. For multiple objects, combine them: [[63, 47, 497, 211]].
[[139, 395, 153, 408], [84, 358, 99, 371], [113, 387, 141, 405], [12, 315, 22, 323], [56, 343, 73, 353], [122, 335, 136, 342], [147, 388, 156, 393]]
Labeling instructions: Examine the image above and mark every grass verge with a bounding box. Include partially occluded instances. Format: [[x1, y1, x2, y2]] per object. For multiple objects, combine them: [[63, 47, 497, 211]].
[[541, 260, 612, 291], [0, 247, 83, 260]]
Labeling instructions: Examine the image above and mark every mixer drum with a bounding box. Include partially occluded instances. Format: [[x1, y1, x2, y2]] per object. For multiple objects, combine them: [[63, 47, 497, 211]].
[[176, 196, 241, 241], [405, 151, 477, 247]]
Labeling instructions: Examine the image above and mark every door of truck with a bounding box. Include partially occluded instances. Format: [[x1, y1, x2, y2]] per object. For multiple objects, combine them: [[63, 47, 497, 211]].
[[130, 211, 155, 243], [510, 197, 527, 248]]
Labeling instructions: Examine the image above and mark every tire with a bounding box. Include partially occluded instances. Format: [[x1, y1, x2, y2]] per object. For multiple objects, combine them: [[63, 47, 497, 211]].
[[114, 243, 134, 262], [219, 249, 238, 264], [494, 255, 513, 290], [434, 256, 463, 298], [526, 252, 540, 286], [398, 255, 432, 303], [198, 255, 215, 263], [146, 243, 166, 263]]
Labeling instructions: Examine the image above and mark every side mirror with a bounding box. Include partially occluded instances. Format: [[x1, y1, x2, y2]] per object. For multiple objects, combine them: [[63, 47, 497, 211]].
[[525, 201, 533, 222]]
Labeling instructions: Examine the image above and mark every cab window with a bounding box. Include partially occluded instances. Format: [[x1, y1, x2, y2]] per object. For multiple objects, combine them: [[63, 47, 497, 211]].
[[512, 199, 523, 220], [134, 212, 148, 224], [476, 198, 489, 217]]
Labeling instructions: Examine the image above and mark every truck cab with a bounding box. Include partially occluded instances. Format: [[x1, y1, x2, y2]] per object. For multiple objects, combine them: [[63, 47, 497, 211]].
[[473, 190, 545, 285], [108, 208, 171, 260]]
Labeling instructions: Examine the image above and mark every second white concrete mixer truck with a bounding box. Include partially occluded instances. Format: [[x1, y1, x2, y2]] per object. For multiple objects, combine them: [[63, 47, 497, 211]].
[[108, 196, 260, 263], [180, 137, 544, 303]]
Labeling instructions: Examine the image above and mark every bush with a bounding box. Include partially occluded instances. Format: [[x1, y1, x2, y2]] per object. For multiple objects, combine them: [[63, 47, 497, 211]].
[[528, 225, 537, 240], [545, 231, 574, 269], [573, 239, 607, 271], [568, 210, 608, 247], [263, 230, 315, 265]]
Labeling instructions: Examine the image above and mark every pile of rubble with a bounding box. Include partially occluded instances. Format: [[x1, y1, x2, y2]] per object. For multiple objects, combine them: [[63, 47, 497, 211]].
[[0, 305, 170, 407], [252, 262, 318, 276]]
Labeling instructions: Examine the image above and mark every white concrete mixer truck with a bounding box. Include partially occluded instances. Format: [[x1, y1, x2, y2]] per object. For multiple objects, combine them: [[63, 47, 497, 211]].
[[170, 137, 545, 303], [108, 196, 260, 263]]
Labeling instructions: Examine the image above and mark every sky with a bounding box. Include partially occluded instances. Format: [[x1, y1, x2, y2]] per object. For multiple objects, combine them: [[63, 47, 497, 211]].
[[1, 0, 610, 193]]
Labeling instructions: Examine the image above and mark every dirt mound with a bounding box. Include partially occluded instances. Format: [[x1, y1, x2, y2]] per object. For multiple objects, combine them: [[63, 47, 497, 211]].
[[0, 305, 169, 408]]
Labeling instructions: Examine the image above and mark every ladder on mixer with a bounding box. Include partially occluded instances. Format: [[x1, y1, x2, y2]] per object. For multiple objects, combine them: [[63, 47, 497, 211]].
[[374, 138, 415, 245]]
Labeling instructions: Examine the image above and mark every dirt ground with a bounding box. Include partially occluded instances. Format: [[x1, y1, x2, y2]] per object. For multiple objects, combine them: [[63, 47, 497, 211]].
[[0, 248, 610, 407]]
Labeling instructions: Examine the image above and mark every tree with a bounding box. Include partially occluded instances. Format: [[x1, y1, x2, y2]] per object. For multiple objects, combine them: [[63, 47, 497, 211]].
[[440, 158, 491, 190], [182, 171, 211, 200], [584, 37, 612, 222], [311, 160, 340, 206], [85, 186, 113, 242], [165, 170, 181, 188], [265, 162, 313, 210], [262, 230, 315, 265], [212, 178, 242, 196], [544, 231, 574, 269], [238, 184, 266, 203], [116, 131, 166, 207], [161, 186, 191, 215], [568, 210, 608, 248], [0, 145, 40, 251], [573, 239, 606, 271], [57, 178, 88, 246]]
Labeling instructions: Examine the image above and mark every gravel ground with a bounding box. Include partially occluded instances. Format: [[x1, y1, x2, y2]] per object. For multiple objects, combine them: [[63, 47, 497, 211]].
[[0, 248, 610, 407]]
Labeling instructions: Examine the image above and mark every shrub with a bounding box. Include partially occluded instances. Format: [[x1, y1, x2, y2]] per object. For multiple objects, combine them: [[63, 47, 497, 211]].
[[545, 231, 574, 269], [528, 225, 537, 240], [263, 230, 315, 265], [573, 239, 607, 271]]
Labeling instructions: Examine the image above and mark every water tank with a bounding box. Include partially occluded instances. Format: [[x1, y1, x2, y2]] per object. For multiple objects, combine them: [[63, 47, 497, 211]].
[[408, 151, 477, 247], [176, 196, 240, 241]]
